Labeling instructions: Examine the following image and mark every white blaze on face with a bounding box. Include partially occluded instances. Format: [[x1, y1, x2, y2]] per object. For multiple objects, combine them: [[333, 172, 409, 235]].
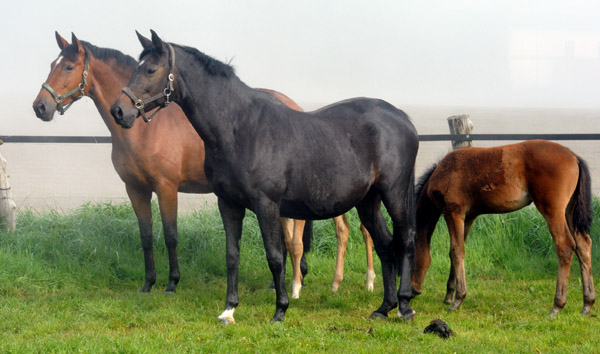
[[138, 59, 145, 67], [52, 55, 64, 68]]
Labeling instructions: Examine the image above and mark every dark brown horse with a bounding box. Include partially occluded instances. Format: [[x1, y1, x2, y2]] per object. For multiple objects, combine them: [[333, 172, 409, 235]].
[[411, 140, 595, 316], [110, 30, 418, 324], [32, 32, 374, 296]]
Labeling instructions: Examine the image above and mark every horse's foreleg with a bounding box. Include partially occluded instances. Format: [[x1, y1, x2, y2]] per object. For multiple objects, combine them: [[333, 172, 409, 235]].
[[126, 185, 155, 293], [256, 200, 289, 322], [331, 215, 349, 292], [360, 224, 376, 292], [157, 187, 180, 293], [573, 232, 595, 316], [217, 198, 245, 325], [445, 214, 467, 311]]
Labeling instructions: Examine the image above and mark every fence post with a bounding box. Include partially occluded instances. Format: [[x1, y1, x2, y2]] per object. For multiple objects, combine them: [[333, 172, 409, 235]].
[[0, 143, 16, 231], [447, 114, 473, 150]]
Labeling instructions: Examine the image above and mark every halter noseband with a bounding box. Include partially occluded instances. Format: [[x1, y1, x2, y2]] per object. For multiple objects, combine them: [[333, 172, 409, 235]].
[[122, 43, 176, 123], [42, 50, 90, 115]]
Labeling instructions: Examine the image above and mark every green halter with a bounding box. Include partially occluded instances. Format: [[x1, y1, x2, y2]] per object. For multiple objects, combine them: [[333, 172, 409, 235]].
[[42, 50, 90, 115]]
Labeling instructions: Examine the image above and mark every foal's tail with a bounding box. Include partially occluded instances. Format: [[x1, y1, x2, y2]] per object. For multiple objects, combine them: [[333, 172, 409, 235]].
[[570, 157, 593, 234]]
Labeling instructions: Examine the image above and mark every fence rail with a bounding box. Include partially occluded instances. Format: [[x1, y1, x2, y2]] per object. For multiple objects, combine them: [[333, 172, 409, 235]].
[[2, 134, 600, 144]]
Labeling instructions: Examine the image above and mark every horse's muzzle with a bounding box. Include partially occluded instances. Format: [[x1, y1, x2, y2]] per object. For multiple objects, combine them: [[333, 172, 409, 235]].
[[32, 97, 55, 122]]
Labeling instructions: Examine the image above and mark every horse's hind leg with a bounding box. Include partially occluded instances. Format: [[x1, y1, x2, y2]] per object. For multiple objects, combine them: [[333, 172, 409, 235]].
[[157, 186, 181, 293], [360, 224, 376, 292], [356, 191, 399, 319], [331, 215, 349, 292], [543, 214, 575, 317], [255, 199, 290, 322], [126, 185, 155, 293], [281, 218, 305, 299], [573, 231, 595, 315]]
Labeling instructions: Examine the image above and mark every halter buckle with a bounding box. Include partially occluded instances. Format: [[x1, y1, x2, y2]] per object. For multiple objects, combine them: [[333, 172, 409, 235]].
[[135, 99, 144, 110]]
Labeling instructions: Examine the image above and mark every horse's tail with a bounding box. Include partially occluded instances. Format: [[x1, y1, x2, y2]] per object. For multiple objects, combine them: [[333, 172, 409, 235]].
[[415, 162, 439, 202], [569, 157, 593, 235]]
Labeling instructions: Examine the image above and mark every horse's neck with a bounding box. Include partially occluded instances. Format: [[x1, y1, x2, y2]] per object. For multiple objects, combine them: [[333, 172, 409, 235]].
[[178, 67, 251, 150], [87, 56, 138, 139]]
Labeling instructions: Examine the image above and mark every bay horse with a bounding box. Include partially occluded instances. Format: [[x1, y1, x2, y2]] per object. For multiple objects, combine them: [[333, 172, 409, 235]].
[[32, 32, 375, 297], [110, 30, 419, 324], [411, 140, 595, 316]]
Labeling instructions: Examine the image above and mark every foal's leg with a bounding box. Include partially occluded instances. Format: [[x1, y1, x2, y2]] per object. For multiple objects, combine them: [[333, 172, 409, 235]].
[[360, 224, 376, 292], [156, 186, 180, 293], [444, 217, 474, 304], [126, 185, 155, 293], [331, 215, 350, 292], [411, 206, 442, 297], [217, 198, 245, 325], [356, 192, 399, 319], [444, 214, 467, 311], [573, 231, 596, 315], [255, 199, 289, 322], [544, 214, 575, 317]]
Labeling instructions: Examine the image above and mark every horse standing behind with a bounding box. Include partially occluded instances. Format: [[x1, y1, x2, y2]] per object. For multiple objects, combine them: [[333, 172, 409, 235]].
[[411, 140, 595, 316], [32, 32, 375, 297]]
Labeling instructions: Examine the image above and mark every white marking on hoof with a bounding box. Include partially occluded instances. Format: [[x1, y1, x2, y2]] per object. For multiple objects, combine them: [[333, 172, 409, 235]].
[[292, 281, 302, 299], [366, 270, 376, 292], [218, 308, 236, 325]]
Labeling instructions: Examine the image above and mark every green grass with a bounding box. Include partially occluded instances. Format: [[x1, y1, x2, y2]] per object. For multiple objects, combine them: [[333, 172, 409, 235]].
[[0, 199, 599, 353]]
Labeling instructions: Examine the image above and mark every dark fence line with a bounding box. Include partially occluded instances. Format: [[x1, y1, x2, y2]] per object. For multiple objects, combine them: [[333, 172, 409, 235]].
[[1, 133, 600, 144]]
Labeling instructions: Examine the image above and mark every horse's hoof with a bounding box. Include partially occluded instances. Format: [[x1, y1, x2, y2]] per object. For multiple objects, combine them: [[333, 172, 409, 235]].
[[398, 308, 416, 322], [270, 318, 284, 325], [218, 309, 236, 325], [164, 289, 176, 295], [139, 287, 152, 293], [369, 311, 388, 320], [218, 317, 235, 325]]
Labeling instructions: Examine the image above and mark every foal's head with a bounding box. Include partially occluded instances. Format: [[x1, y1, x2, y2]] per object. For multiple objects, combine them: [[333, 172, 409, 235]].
[[33, 32, 89, 121], [111, 30, 175, 128]]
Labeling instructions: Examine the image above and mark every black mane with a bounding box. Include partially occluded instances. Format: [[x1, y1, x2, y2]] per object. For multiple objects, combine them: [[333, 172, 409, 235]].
[[62, 41, 138, 70], [415, 162, 439, 199], [139, 43, 235, 78]]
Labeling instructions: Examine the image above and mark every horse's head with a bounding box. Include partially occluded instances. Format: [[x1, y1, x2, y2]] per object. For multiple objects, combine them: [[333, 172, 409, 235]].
[[33, 32, 89, 121], [111, 30, 175, 129]]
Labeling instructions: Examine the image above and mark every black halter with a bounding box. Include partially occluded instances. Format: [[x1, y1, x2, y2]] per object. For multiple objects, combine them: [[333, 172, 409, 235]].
[[122, 44, 175, 123], [42, 50, 90, 115]]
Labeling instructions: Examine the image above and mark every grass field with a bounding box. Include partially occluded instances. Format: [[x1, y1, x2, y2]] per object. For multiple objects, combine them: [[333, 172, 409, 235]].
[[0, 199, 599, 353]]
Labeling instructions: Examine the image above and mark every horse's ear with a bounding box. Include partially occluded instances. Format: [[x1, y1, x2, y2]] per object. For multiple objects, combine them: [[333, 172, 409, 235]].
[[150, 29, 165, 54], [71, 33, 84, 55], [136, 30, 153, 50], [55, 31, 69, 50]]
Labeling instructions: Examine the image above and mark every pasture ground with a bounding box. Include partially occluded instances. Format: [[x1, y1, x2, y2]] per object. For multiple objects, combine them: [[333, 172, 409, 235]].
[[0, 200, 599, 353]]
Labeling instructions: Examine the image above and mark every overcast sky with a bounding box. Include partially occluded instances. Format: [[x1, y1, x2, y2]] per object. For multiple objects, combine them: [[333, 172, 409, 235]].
[[3, 0, 600, 135]]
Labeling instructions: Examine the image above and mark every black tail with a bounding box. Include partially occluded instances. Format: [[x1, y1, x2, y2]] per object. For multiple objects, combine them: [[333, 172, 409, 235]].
[[571, 157, 593, 234]]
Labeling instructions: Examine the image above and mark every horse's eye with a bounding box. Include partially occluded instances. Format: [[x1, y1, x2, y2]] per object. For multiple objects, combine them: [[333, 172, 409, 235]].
[[147, 67, 157, 75], [65, 64, 74, 71]]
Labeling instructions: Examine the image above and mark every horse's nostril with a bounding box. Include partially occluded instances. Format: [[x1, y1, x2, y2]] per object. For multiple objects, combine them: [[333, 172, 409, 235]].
[[111, 106, 123, 121], [37, 102, 46, 114]]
